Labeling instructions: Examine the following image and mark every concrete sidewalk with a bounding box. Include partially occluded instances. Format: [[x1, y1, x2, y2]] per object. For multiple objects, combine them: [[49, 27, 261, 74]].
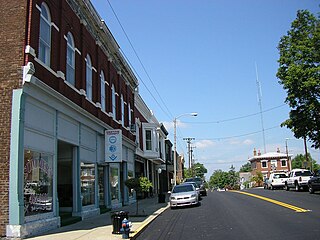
[[24, 196, 169, 240]]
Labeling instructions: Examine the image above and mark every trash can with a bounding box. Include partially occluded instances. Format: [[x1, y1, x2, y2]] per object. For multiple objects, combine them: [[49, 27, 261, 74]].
[[111, 211, 129, 234], [158, 193, 165, 203]]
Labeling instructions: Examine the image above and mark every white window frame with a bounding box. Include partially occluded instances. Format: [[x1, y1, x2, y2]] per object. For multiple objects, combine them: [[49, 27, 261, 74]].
[[39, 3, 51, 66], [86, 54, 93, 101], [281, 159, 287, 167], [145, 129, 152, 151], [261, 160, 268, 168], [66, 32, 75, 85], [128, 103, 132, 126], [100, 71, 106, 111]]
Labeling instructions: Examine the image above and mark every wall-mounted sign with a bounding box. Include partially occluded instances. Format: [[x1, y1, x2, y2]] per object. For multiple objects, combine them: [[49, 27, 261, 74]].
[[105, 129, 122, 163]]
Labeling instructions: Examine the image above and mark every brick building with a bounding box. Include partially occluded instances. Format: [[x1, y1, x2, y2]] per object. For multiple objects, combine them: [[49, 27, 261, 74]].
[[249, 148, 292, 179], [0, 0, 139, 237]]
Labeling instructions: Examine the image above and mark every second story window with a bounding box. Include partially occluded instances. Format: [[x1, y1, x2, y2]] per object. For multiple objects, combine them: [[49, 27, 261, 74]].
[[121, 95, 124, 126], [86, 54, 92, 101], [66, 32, 75, 85], [145, 130, 152, 151], [39, 3, 51, 65], [112, 85, 116, 120], [100, 71, 106, 111], [261, 161, 267, 168], [128, 103, 132, 126]]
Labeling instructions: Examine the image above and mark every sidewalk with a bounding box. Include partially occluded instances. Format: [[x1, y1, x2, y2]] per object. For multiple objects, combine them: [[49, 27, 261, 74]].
[[24, 196, 169, 240]]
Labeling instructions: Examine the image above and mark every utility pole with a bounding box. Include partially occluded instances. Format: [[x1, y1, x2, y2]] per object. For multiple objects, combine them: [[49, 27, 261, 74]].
[[190, 146, 196, 177], [183, 137, 195, 169]]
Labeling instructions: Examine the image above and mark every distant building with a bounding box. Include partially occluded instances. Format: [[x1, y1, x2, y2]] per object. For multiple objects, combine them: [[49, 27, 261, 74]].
[[249, 148, 292, 179]]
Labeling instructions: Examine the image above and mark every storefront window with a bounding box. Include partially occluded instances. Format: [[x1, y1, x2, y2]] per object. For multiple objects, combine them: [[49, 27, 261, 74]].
[[128, 170, 134, 198], [110, 165, 119, 202], [24, 150, 53, 216], [81, 163, 95, 206], [98, 166, 105, 206]]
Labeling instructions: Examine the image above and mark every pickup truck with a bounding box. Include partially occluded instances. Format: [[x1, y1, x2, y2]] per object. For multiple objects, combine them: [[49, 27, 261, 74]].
[[285, 169, 313, 191], [267, 173, 287, 190]]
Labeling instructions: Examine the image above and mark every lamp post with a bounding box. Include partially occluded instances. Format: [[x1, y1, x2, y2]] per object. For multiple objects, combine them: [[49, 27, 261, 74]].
[[173, 112, 197, 186]]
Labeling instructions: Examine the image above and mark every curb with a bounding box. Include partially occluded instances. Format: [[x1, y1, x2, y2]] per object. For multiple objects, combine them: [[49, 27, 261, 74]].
[[130, 203, 170, 239]]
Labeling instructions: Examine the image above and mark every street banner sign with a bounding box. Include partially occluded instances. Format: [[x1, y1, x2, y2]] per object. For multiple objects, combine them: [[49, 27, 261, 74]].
[[105, 129, 122, 163]]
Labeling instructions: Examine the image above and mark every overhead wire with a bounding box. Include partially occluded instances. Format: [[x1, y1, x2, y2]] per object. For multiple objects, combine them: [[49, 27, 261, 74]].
[[106, 0, 173, 120]]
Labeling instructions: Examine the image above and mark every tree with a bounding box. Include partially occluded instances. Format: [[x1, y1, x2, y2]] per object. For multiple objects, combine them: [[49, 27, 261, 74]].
[[277, 10, 320, 149], [125, 177, 152, 215], [240, 162, 251, 172], [209, 166, 239, 190], [292, 153, 320, 172], [183, 163, 208, 180], [251, 171, 263, 187]]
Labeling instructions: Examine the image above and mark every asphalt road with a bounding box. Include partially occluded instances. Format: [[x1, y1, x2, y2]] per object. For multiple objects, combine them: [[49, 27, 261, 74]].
[[135, 188, 320, 240]]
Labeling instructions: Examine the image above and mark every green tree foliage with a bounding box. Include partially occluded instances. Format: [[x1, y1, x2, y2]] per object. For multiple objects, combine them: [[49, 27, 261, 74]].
[[277, 10, 320, 149], [240, 162, 252, 172], [209, 165, 239, 189], [251, 171, 264, 187], [125, 177, 153, 215], [184, 163, 208, 180], [292, 153, 319, 172]]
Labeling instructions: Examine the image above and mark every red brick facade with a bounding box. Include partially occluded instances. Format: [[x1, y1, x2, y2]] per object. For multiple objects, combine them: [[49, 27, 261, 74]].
[[0, 0, 28, 235], [0, 0, 137, 236]]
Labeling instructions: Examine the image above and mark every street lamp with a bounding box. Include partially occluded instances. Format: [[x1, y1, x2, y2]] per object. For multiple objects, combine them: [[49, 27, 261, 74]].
[[173, 112, 197, 186]]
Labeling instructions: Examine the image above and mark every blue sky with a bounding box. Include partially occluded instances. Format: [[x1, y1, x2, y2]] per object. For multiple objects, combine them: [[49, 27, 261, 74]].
[[91, 0, 319, 177]]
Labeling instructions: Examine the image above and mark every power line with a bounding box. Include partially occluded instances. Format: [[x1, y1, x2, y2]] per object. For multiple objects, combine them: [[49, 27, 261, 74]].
[[196, 125, 280, 141], [184, 104, 286, 124], [106, 0, 173, 119]]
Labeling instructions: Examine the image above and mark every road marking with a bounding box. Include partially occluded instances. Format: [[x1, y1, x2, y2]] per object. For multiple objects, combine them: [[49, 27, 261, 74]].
[[231, 190, 310, 213]]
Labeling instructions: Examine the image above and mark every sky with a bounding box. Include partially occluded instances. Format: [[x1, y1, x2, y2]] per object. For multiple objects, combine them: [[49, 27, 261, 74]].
[[90, 0, 319, 178]]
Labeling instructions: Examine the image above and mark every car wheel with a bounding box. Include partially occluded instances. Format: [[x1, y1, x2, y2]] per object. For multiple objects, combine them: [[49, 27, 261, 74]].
[[308, 185, 314, 194], [270, 185, 274, 190], [295, 183, 300, 191], [285, 184, 289, 191]]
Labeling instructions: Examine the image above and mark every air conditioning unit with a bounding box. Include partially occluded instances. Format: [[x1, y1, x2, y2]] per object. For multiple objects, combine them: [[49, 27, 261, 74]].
[[130, 124, 136, 132]]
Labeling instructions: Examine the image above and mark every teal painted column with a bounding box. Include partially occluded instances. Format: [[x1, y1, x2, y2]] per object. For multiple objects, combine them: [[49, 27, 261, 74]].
[[122, 162, 129, 205], [9, 89, 25, 224]]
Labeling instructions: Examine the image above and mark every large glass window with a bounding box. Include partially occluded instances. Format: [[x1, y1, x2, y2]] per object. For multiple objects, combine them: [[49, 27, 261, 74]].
[[145, 130, 152, 151], [66, 32, 75, 85], [39, 3, 51, 65], [24, 150, 53, 216], [81, 163, 95, 206], [86, 55, 93, 101], [100, 71, 106, 111], [128, 103, 132, 126]]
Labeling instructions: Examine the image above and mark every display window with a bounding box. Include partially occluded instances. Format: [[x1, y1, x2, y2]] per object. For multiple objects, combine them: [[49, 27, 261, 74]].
[[110, 164, 119, 202], [81, 163, 95, 206], [24, 150, 53, 216]]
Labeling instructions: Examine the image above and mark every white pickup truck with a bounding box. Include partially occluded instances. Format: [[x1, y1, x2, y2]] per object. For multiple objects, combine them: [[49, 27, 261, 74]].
[[285, 169, 313, 191]]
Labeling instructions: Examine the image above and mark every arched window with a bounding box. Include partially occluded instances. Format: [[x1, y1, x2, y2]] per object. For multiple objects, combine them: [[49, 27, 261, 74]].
[[121, 95, 125, 126], [100, 71, 106, 111], [128, 103, 132, 126], [66, 32, 75, 85], [39, 3, 51, 65], [112, 85, 116, 120], [86, 54, 92, 100]]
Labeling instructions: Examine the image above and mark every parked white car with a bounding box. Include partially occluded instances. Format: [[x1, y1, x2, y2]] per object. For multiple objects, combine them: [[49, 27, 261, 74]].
[[169, 184, 199, 209], [267, 173, 287, 190], [285, 169, 313, 191]]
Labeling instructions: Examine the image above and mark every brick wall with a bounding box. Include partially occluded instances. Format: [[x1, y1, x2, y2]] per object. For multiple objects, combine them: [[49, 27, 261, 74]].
[[0, 0, 27, 236]]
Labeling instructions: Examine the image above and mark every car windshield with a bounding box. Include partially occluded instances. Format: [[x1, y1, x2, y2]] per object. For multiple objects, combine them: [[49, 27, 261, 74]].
[[275, 174, 287, 178], [185, 178, 203, 186], [172, 185, 194, 193], [295, 170, 312, 176]]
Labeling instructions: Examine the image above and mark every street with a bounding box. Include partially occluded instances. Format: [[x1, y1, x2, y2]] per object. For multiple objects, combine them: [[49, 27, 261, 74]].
[[135, 189, 320, 240]]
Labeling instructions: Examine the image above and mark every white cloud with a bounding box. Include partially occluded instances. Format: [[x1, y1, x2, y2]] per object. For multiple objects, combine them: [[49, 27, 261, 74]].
[[194, 139, 216, 149], [163, 119, 189, 132]]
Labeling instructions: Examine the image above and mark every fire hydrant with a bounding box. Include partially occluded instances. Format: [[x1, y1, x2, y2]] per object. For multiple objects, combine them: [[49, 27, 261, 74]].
[[120, 218, 131, 239]]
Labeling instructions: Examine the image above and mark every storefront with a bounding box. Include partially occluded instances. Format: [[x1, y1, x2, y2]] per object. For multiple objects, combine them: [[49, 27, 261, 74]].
[[7, 82, 135, 238]]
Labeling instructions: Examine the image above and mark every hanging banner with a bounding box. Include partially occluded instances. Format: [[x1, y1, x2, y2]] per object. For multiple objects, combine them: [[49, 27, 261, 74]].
[[105, 129, 122, 163]]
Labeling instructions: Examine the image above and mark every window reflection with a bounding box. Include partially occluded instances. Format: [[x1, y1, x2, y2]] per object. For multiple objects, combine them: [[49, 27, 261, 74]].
[[24, 150, 53, 216]]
